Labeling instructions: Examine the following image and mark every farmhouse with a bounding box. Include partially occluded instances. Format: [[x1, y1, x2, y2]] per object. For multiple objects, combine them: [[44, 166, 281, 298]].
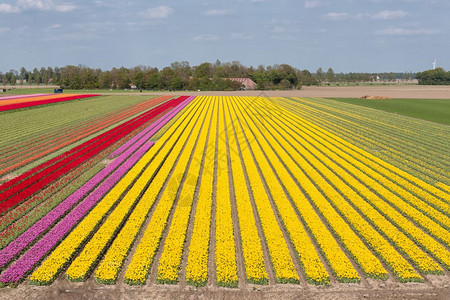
[[226, 77, 257, 90]]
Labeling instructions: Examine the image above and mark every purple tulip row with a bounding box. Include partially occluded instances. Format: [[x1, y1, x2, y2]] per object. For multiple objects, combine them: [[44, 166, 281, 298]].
[[0, 140, 154, 284], [108, 96, 194, 158], [0, 96, 194, 284]]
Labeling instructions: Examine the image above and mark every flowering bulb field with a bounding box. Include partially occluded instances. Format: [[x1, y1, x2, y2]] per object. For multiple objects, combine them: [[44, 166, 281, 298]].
[[0, 95, 448, 293], [0, 94, 101, 112]]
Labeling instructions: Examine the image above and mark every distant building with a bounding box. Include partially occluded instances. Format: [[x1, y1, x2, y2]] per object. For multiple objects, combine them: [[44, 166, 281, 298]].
[[226, 78, 257, 90]]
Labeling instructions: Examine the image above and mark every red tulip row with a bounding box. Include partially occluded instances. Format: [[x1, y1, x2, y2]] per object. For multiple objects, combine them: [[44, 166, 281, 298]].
[[0, 96, 188, 215], [0, 94, 100, 112], [0, 96, 172, 176]]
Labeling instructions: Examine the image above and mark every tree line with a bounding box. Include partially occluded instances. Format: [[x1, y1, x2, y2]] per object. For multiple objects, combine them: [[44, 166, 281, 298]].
[[0, 61, 420, 90], [416, 68, 450, 85]]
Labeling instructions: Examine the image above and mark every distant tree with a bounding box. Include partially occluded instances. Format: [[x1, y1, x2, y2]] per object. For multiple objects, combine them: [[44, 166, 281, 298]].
[[145, 72, 160, 90], [417, 68, 450, 85], [194, 62, 213, 78], [326, 67, 335, 83], [159, 67, 175, 89], [297, 70, 317, 86], [315, 67, 324, 84]]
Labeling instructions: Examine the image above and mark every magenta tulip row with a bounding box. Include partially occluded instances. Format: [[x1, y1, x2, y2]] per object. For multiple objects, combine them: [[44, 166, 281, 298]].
[[0, 97, 194, 284]]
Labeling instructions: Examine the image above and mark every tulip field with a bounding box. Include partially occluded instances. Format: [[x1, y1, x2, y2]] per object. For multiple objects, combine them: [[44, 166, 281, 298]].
[[0, 95, 449, 293], [0, 93, 100, 112]]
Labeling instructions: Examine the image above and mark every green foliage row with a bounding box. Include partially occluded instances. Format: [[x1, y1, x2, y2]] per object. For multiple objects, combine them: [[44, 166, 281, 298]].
[[1, 61, 424, 91], [416, 68, 450, 85]]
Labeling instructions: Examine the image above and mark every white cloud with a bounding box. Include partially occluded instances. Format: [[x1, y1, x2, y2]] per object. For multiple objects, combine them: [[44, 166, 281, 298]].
[[324, 12, 348, 20], [375, 27, 440, 35], [231, 32, 253, 40], [139, 5, 173, 19], [304, 1, 322, 8], [47, 23, 61, 29], [0, 3, 19, 13], [193, 34, 219, 41], [372, 10, 410, 20], [205, 9, 232, 16], [0, 0, 75, 13], [0, 27, 11, 33], [271, 26, 285, 33]]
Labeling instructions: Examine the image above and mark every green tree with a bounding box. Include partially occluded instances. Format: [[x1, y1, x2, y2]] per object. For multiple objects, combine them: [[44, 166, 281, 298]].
[[315, 67, 324, 84], [326, 67, 335, 83]]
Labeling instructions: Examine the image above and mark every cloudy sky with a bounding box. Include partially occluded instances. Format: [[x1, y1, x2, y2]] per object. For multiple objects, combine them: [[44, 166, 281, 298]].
[[0, 0, 448, 73]]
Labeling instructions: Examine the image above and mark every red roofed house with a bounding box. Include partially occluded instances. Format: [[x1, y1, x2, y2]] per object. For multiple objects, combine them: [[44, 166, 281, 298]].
[[227, 78, 257, 90]]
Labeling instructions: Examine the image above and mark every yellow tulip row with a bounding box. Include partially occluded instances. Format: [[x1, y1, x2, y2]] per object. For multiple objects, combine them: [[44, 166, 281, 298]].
[[185, 98, 219, 286], [214, 97, 238, 287], [92, 97, 206, 284], [95, 98, 207, 283], [29, 97, 205, 285], [253, 98, 432, 280], [436, 182, 450, 194], [122, 97, 212, 285], [261, 97, 449, 271], [68, 98, 210, 281], [291, 103, 448, 190], [293, 96, 445, 160], [291, 107, 450, 252], [287, 97, 450, 205], [289, 96, 448, 169], [155, 98, 214, 284], [235, 97, 374, 282], [224, 99, 269, 284], [229, 97, 330, 284]]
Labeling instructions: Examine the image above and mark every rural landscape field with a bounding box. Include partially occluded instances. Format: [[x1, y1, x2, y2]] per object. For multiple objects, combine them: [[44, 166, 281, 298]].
[[0, 91, 448, 299]]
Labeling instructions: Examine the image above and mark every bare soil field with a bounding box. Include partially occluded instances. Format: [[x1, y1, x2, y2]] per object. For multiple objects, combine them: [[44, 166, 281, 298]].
[[103, 85, 450, 99], [0, 276, 449, 300]]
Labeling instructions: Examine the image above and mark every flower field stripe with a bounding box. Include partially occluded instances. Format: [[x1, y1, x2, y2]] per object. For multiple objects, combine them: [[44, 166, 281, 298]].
[[0, 94, 100, 112], [0, 103, 173, 243], [232, 97, 361, 283], [271, 97, 448, 187], [287, 97, 446, 160], [249, 98, 433, 279], [284, 97, 450, 204], [155, 98, 214, 284], [273, 99, 450, 247], [259, 98, 450, 270], [0, 95, 172, 181], [0, 97, 184, 213], [223, 100, 269, 284], [29, 97, 203, 285], [0, 96, 171, 169], [0, 96, 179, 194], [108, 96, 193, 158], [0, 94, 51, 101], [0, 131, 157, 269], [122, 97, 211, 285], [210, 97, 238, 288], [283, 99, 450, 217], [185, 99, 218, 287], [66, 96, 201, 283], [0, 162, 105, 250], [0, 94, 79, 107], [229, 97, 336, 284], [91, 97, 205, 284], [226, 98, 301, 284], [0, 141, 155, 285]]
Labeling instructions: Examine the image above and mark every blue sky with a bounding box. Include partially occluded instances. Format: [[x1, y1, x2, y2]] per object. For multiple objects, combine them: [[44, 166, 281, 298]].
[[0, 0, 448, 73]]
